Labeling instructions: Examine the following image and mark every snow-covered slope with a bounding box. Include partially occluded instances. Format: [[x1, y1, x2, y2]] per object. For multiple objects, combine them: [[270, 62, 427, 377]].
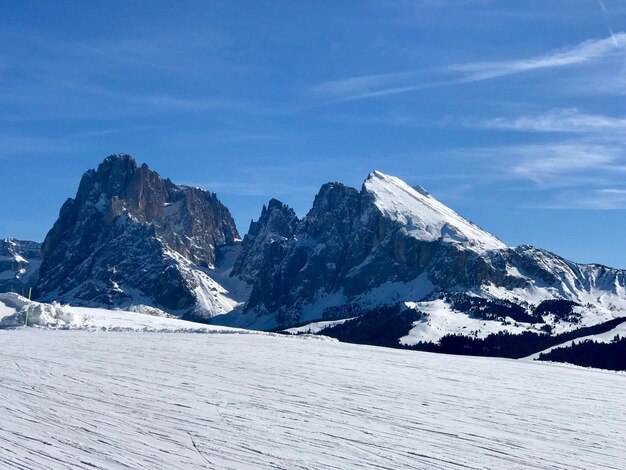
[[399, 299, 531, 345], [364, 171, 506, 251], [162, 248, 245, 319], [524, 321, 626, 360], [0, 329, 624, 469], [284, 317, 355, 334], [0, 293, 256, 334], [396, 296, 624, 345]]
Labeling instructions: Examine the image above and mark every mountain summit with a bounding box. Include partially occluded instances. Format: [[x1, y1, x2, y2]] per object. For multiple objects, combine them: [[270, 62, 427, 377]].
[[363, 171, 505, 251], [36, 154, 242, 317], [221, 171, 626, 335]]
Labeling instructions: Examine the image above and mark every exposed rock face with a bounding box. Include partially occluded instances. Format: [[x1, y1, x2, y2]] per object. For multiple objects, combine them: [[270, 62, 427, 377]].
[[36, 154, 240, 317], [231, 198, 299, 284], [0, 239, 41, 295], [224, 171, 626, 330]]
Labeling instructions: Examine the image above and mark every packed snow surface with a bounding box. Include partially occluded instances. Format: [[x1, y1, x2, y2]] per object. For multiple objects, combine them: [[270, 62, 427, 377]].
[[364, 171, 506, 251], [1, 329, 624, 469]]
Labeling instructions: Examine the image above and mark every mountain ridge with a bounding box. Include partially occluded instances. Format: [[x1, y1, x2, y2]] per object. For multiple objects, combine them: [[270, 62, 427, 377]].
[[3, 155, 626, 356], [218, 169, 626, 342]]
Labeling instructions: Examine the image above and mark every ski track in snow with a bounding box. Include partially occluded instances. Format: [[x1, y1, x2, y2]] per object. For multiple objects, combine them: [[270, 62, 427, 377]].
[[0, 330, 624, 469]]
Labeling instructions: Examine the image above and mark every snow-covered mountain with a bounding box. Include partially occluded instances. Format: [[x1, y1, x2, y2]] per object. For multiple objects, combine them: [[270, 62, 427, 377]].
[[366, 171, 506, 251], [0, 238, 41, 295], [221, 171, 626, 346], [26, 157, 626, 352], [36, 154, 245, 319]]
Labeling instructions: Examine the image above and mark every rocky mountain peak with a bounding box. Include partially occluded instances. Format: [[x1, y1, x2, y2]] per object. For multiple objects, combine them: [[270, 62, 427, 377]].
[[302, 182, 360, 238], [37, 154, 240, 315], [232, 198, 299, 284], [362, 170, 506, 252], [97, 153, 138, 185], [226, 171, 526, 328], [76, 154, 138, 204], [20, 160, 626, 346]]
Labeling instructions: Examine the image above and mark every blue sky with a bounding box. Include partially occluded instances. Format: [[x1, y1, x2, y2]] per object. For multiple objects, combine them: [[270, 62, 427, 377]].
[[1, 0, 626, 267]]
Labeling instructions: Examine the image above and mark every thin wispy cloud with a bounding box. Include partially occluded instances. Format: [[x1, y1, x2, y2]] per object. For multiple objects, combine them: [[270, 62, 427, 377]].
[[596, 0, 618, 45], [528, 188, 626, 210], [311, 74, 455, 102], [50, 81, 246, 115], [0, 134, 71, 157], [313, 33, 626, 101], [312, 72, 418, 96], [508, 143, 623, 184], [129, 94, 239, 112], [64, 125, 163, 139], [459, 108, 626, 134], [77, 32, 227, 71], [0, 126, 166, 158], [0, 27, 249, 120], [450, 33, 626, 80], [436, 139, 626, 211], [443, 140, 626, 187]]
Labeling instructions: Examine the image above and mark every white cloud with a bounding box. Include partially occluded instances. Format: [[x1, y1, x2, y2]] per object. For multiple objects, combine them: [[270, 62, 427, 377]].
[[508, 143, 621, 183], [313, 33, 626, 101], [444, 141, 626, 189], [530, 188, 626, 210], [0, 134, 71, 157], [459, 109, 626, 133], [311, 72, 418, 97], [449, 33, 626, 80], [439, 140, 626, 209]]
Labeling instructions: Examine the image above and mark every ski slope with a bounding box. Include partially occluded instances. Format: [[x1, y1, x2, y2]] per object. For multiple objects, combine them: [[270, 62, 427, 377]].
[[0, 329, 624, 469], [525, 321, 626, 360]]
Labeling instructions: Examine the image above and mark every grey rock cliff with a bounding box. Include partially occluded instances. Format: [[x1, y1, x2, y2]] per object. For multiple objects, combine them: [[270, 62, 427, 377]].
[[36, 154, 240, 317], [231, 198, 299, 284]]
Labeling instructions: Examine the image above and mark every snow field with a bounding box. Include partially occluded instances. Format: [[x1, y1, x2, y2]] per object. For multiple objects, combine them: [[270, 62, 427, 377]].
[[0, 329, 624, 469]]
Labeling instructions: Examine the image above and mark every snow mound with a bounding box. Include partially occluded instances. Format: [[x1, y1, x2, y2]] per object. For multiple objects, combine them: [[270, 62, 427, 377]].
[[0, 293, 263, 334], [0, 294, 73, 328], [364, 171, 506, 251]]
